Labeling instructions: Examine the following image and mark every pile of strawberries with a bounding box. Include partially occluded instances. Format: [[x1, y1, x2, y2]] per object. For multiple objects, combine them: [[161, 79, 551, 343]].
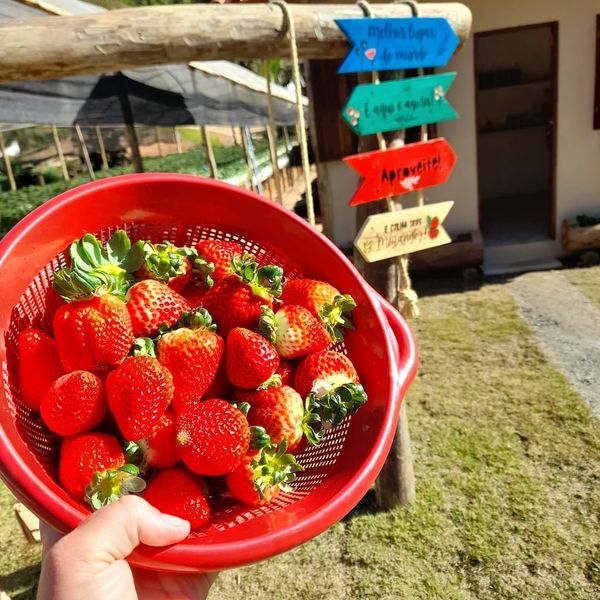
[[18, 232, 367, 529]]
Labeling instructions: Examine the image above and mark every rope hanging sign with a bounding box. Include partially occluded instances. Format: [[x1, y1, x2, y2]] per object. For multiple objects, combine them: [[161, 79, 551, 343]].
[[337, 0, 460, 317]]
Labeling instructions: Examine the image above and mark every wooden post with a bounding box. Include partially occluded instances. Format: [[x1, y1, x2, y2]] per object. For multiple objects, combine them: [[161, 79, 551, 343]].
[[0, 4, 472, 83], [154, 125, 164, 157], [74, 124, 95, 180], [231, 127, 238, 145], [0, 131, 17, 192], [264, 60, 284, 204], [51, 125, 70, 181], [282, 126, 291, 154], [240, 126, 255, 191], [174, 127, 182, 154], [375, 403, 415, 508], [95, 126, 109, 170], [200, 126, 218, 179], [117, 80, 144, 173]]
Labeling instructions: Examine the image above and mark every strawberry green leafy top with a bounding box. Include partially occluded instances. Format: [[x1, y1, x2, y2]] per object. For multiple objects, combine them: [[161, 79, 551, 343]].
[[53, 231, 145, 302]]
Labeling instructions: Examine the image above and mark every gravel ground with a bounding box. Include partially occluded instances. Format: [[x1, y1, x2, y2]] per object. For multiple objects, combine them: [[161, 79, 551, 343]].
[[508, 270, 600, 418]]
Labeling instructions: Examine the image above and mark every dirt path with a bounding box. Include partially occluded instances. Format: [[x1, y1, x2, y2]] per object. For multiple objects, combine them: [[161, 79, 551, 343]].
[[508, 270, 600, 418]]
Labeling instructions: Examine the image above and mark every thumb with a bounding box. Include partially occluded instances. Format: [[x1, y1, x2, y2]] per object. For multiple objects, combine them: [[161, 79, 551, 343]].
[[61, 495, 190, 563]]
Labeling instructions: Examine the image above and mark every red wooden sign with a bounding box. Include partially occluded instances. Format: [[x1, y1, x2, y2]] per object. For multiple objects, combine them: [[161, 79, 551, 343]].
[[344, 138, 457, 206]]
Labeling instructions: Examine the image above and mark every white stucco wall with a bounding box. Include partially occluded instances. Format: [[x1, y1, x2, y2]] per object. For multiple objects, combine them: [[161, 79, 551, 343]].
[[426, 0, 600, 243]]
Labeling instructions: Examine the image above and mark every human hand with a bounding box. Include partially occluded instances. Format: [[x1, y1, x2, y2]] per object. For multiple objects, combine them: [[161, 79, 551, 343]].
[[37, 495, 216, 600]]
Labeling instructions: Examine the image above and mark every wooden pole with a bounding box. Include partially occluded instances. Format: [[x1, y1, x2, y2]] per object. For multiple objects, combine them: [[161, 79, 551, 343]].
[[74, 125, 95, 180], [200, 126, 218, 179], [174, 127, 182, 154], [240, 126, 255, 191], [282, 126, 290, 154], [231, 127, 238, 146], [154, 125, 164, 157], [95, 126, 109, 170], [264, 60, 284, 205], [375, 402, 415, 508], [51, 125, 69, 181], [117, 80, 144, 173], [0, 4, 472, 83], [0, 131, 17, 192]]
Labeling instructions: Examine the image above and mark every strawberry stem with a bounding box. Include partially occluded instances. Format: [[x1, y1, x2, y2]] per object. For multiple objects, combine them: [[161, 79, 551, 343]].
[[250, 439, 303, 499], [302, 382, 368, 446], [258, 374, 282, 390], [84, 464, 146, 511], [249, 426, 271, 450], [319, 294, 357, 342], [141, 241, 197, 283], [258, 306, 278, 342], [231, 254, 283, 299], [174, 309, 217, 332], [53, 231, 145, 302]]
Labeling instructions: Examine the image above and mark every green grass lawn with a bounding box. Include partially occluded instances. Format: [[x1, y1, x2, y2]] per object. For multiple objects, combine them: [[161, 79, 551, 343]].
[[1, 276, 599, 599], [563, 265, 600, 306]]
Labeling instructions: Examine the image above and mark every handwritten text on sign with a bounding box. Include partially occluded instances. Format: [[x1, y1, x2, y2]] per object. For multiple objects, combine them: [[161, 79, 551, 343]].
[[336, 17, 459, 74], [342, 72, 458, 136], [344, 138, 457, 206], [354, 201, 454, 263]]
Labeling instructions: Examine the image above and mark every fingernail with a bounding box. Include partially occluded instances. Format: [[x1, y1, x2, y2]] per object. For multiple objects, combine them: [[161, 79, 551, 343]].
[[160, 513, 190, 529]]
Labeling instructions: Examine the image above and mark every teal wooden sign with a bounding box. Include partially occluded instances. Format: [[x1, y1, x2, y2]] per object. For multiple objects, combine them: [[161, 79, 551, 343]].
[[341, 72, 458, 136], [336, 17, 459, 74]]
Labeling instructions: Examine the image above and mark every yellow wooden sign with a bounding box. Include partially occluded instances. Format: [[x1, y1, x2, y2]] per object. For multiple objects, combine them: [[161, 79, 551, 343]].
[[354, 201, 454, 263]]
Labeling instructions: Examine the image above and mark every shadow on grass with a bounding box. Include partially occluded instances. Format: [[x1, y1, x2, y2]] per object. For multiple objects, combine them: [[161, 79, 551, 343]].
[[341, 488, 381, 522], [0, 563, 40, 600]]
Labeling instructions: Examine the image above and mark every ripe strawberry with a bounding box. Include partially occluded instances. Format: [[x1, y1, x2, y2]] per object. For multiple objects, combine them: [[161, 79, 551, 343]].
[[226, 441, 303, 507], [126, 279, 191, 338], [273, 359, 293, 386], [136, 242, 195, 292], [179, 280, 209, 309], [294, 350, 360, 399], [40, 371, 106, 436], [176, 399, 250, 476], [225, 327, 279, 389], [281, 279, 356, 342], [203, 361, 232, 399], [53, 294, 134, 373], [156, 310, 224, 414], [201, 254, 283, 336], [196, 239, 244, 282], [144, 468, 211, 529], [18, 328, 63, 411], [59, 432, 144, 508], [137, 408, 179, 469], [259, 305, 331, 359], [235, 385, 304, 451], [106, 355, 174, 441]]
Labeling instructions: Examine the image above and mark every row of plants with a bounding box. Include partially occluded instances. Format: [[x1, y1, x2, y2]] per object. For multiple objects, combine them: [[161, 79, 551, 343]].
[[1, 140, 276, 238]]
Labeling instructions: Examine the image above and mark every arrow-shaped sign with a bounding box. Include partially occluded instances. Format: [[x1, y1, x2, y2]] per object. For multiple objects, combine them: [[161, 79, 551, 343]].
[[342, 72, 458, 136], [344, 138, 457, 206], [336, 17, 459, 74], [354, 201, 454, 263]]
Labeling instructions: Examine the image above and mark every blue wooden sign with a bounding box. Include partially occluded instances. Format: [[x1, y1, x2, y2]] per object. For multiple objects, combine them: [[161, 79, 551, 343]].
[[341, 72, 458, 136], [336, 17, 459, 74]]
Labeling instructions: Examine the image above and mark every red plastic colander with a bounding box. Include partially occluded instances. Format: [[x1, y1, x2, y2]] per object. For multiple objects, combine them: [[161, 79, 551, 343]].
[[0, 173, 417, 573]]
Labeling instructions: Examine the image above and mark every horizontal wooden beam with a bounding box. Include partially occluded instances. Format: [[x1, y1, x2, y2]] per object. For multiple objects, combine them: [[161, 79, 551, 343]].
[[0, 3, 471, 83]]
